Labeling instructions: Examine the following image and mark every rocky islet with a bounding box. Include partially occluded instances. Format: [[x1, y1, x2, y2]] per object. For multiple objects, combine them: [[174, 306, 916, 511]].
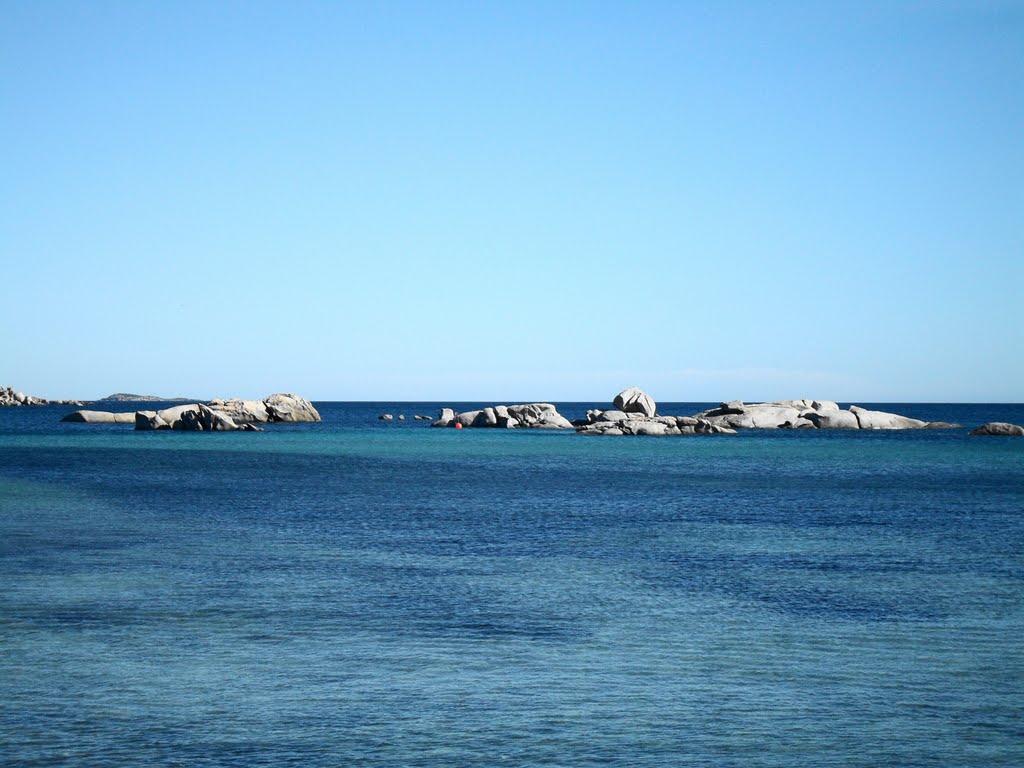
[[62, 393, 320, 432], [430, 388, 987, 437]]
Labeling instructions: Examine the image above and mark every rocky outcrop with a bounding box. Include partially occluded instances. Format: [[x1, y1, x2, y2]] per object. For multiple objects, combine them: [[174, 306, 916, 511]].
[[577, 412, 736, 437], [2, 386, 85, 407], [692, 400, 951, 430], [207, 393, 319, 424], [133, 394, 317, 431], [133, 403, 263, 432], [263, 393, 321, 423], [62, 393, 317, 431], [576, 389, 735, 436], [970, 422, 1024, 437], [432, 403, 573, 430], [206, 398, 272, 424], [576, 390, 963, 436], [613, 386, 657, 417]]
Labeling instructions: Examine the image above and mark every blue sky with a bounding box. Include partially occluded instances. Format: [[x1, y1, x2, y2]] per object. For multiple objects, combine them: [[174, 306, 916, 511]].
[[2, 1, 1021, 402]]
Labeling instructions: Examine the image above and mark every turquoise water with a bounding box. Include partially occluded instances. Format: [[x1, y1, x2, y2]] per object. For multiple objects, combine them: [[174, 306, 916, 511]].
[[2, 402, 1023, 766]]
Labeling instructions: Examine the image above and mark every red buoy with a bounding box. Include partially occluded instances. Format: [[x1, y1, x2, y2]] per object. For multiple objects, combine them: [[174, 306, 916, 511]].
[[454, 422, 463, 429]]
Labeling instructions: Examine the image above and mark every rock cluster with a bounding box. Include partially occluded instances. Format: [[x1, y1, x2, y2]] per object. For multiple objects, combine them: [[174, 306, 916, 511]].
[[576, 411, 736, 436], [62, 393, 319, 432], [1, 386, 84, 407], [692, 400, 956, 430], [432, 403, 574, 430], [134, 403, 263, 432], [576, 388, 735, 436], [575, 388, 963, 437], [970, 422, 1024, 437], [205, 393, 320, 424]]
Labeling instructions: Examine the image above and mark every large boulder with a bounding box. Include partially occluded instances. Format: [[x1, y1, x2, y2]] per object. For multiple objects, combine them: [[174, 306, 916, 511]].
[[135, 410, 169, 430], [849, 406, 927, 430], [694, 401, 812, 429], [803, 409, 860, 430], [432, 408, 457, 427], [455, 410, 483, 428], [134, 404, 201, 430], [61, 410, 136, 424], [263, 393, 320, 423], [970, 422, 1024, 436], [613, 387, 656, 417], [180, 404, 241, 431], [207, 398, 271, 423]]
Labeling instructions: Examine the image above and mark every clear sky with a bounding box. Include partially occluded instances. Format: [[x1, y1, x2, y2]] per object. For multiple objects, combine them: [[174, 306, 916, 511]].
[[2, 1, 1021, 402]]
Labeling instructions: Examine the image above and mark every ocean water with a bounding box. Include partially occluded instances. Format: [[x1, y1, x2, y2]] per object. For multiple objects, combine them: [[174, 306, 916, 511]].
[[1, 401, 1022, 767]]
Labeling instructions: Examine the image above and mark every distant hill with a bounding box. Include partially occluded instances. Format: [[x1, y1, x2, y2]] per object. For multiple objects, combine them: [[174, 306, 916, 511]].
[[96, 393, 195, 403]]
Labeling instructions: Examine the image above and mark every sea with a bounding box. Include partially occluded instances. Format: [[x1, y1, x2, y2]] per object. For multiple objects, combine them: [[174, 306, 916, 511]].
[[1, 401, 1022, 767]]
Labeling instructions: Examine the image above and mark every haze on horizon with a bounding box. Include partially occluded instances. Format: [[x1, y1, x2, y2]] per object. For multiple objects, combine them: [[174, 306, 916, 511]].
[[2, 2, 1021, 403]]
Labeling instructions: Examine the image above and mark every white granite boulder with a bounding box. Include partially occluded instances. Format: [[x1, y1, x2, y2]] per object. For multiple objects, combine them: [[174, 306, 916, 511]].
[[849, 406, 927, 430], [803, 409, 860, 430], [263, 393, 320, 423], [613, 387, 656, 417], [61, 410, 136, 424], [694, 401, 813, 429], [207, 398, 272, 423]]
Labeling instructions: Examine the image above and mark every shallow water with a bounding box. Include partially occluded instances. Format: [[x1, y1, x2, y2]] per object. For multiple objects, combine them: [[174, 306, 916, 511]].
[[2, 402, 1023, 766]]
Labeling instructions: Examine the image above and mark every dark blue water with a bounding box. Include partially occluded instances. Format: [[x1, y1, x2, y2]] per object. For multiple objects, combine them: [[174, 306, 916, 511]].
[[2, 402, 1023, 766]]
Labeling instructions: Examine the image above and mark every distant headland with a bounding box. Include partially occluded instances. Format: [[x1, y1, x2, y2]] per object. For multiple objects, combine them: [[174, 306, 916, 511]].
[[93, 393, 195, 403]]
